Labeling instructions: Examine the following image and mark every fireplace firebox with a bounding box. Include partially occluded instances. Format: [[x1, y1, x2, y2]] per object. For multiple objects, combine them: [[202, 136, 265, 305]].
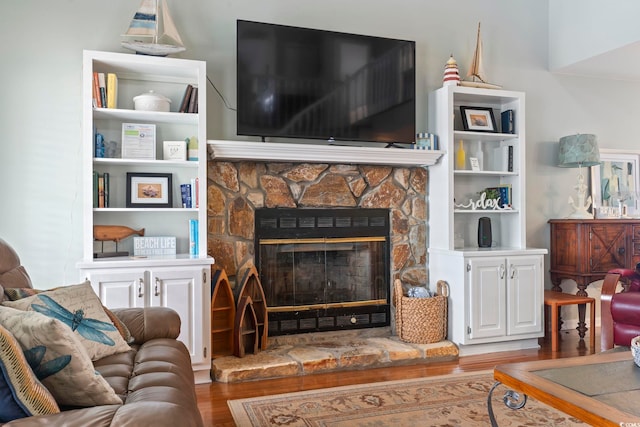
[[255, 208, 390, 336]]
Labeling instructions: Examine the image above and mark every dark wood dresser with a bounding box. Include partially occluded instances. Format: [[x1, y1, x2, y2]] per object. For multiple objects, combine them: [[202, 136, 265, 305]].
[[548, 219, 640, 296]]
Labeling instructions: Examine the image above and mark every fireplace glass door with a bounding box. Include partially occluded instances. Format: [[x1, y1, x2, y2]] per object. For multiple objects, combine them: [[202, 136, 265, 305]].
[[255, 208, 390, 335], [258, 236, 387, 311]]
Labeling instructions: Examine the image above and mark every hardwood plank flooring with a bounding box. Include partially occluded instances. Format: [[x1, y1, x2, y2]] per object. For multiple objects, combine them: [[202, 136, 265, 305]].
[[197, 328, 602, 426]]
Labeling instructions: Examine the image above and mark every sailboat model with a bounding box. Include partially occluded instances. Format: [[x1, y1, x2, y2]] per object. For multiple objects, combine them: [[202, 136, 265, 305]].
[[122, 0, 186, 56], [460, 23, 501, 90]]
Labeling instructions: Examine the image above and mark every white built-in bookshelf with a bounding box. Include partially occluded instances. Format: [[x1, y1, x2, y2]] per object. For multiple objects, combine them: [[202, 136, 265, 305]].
[[78, 50, 213, 383], [427, 85, 546, 356]]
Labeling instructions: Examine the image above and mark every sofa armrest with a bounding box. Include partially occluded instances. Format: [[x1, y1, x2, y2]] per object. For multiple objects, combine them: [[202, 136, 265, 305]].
[[111, 307, 181, 344], [3, 401, 203, 427], [3, 406, 120, 427], [607, 268, 636, 278], [601, 273, 621, 351]]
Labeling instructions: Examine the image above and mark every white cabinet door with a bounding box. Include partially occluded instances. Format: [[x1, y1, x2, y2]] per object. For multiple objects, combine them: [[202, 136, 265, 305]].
[[85, 269, 147, 309], [151, 267, 207, 365], [467, 257, 506, 340], [506, 255, 543, 336]]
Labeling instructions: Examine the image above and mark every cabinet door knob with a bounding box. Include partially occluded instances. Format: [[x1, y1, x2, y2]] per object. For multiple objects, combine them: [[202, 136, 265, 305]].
[[154, 277, 160, 296], [510, 265, 516, 279], [137, 278, 144, 298], [499, 264, 505, 279], [618, 247, 626, 255]]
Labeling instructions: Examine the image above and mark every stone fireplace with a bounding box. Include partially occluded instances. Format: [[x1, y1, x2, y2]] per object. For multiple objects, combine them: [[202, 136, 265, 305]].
[[206, 141, 432, 337]]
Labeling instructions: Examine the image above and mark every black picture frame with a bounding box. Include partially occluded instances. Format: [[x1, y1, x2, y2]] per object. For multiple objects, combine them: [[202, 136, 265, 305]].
[[460, 106, 497, 132], [126, 172, 173, 208]]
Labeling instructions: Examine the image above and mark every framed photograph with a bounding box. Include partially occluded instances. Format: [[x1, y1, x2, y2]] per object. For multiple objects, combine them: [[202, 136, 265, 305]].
[[126, 172, 173, 208], [460, 106, 497, 132], [590, 152, 640, 214]]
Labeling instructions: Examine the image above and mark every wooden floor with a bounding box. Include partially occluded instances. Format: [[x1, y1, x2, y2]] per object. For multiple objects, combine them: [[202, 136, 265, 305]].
[[196, 328, 601, 426]]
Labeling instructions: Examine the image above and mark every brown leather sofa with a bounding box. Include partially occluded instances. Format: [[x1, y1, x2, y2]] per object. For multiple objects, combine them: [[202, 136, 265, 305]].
[[0, 238, 204, 427]]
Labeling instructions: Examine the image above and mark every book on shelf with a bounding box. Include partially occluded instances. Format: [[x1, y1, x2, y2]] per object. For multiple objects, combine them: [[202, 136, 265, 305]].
[[94, 131, 105, 158], [187, 87, 198, 113], [189, 219, 198, 256], [94, 172, 110, 208], [180, 183, 192, 208], [92, 172, 99, 208], [483, 184, 512, 208], [489, 145, 514, 172], [193, 87, 198, 113], [103, 172, 109, 207], [501, 109, 515, 134], [97, 73, 107, 109], [92, 72, 102, 108], [191, 177, 198, 208], [97, 175, 105, 208], [179, 84, 193, 113], [106, 73, 118, 109]]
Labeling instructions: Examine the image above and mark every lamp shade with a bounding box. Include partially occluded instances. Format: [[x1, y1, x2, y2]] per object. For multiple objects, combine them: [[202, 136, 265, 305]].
[[558, 134, 600, 168]]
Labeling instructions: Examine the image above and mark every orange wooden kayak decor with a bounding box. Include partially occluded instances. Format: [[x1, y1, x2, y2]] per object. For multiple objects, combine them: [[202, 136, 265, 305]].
[[233, 295, 258, 358], [210, 269, 235, 358], [235, 265, 268, 350]]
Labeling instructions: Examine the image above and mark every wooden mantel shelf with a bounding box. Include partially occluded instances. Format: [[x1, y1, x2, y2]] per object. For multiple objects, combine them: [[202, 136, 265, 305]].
[[207, 140, 444, 167]]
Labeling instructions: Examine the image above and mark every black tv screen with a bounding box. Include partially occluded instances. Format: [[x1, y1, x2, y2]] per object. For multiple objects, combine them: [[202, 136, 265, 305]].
[[236, 20, 416, 144]]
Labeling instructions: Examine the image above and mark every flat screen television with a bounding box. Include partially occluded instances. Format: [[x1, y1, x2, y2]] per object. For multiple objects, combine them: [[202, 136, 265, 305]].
[[236, 20, 416, 144]]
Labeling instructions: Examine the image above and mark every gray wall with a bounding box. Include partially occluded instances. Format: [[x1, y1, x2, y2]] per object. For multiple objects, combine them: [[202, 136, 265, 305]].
[[2, 0, 640, 305]]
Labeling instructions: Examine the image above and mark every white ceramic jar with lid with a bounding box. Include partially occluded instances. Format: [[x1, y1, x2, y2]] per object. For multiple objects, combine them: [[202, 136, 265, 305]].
[[133, 90, 171, 112]]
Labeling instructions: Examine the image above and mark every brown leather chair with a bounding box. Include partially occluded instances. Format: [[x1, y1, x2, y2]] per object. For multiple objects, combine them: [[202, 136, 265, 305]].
[[601, 264, 640, 350]]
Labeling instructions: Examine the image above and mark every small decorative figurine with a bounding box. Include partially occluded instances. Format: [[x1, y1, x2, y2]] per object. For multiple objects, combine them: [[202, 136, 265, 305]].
[[93, 225, 145, 258], [443, 55, 460, 87]]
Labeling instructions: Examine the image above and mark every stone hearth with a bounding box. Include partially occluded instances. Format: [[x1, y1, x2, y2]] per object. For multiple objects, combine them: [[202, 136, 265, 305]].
[[211, 329, 458, 383]]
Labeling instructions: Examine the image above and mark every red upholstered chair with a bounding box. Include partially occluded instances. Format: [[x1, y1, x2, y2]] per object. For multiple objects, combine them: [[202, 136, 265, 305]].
[[601, 264, 640, 350]]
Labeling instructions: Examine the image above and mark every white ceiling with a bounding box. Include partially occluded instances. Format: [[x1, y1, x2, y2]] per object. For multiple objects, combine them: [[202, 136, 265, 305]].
[[553, 41, 640, 82]]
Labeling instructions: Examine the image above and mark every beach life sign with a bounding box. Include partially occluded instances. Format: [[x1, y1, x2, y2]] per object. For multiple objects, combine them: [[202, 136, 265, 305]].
[[133, 236, 176, 256]]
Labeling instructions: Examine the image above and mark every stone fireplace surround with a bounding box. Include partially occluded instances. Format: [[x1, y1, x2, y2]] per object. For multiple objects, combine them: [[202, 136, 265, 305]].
[[206, 141, 442, 303]]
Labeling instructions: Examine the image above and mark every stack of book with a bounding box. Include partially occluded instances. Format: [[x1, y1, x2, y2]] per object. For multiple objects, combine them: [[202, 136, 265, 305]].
[[179, 84, 198, 113], [92, 72, 118, 109], [180, 178, 199, 208], [482, 184, 512, 208], [93, 172, 110, 208]]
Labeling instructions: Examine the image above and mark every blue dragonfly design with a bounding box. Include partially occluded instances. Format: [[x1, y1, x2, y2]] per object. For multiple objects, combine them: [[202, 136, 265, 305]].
[[30, 295, 117, 346], [23, 345, 71, 380]]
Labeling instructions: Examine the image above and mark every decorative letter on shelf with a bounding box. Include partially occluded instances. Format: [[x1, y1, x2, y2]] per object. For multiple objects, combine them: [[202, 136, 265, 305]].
[[454, 192, 513, 211]]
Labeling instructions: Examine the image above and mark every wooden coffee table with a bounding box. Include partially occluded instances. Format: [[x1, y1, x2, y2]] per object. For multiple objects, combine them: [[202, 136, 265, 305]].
[[490, 351, 640, 426]]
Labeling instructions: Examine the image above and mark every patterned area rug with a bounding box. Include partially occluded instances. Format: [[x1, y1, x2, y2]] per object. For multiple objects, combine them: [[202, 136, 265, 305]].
[[228, 370, 586, 426]]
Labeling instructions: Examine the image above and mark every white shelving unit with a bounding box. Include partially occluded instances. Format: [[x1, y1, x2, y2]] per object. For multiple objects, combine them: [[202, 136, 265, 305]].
[[78, 50, 213, 383], [428, 85, 546, 356]]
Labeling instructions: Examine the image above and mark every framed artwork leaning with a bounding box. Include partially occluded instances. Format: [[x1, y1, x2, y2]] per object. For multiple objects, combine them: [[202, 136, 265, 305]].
[[591, 151, 640, 216], [459, 106, 497, 132]]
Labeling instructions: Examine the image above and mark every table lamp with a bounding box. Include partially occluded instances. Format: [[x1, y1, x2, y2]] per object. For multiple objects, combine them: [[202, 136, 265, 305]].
[[558, 134, 601, 219]]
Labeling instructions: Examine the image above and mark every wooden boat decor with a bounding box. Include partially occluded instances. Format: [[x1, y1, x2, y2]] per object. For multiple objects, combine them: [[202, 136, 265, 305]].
[[235, 265, 268, 350], [210, 269, 235, 359], [459, 22, 502, 90], [233, 295, 258, 358]]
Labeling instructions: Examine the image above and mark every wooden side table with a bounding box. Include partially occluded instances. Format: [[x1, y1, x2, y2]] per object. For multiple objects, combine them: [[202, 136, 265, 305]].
[[543, 290, 595, 353]]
